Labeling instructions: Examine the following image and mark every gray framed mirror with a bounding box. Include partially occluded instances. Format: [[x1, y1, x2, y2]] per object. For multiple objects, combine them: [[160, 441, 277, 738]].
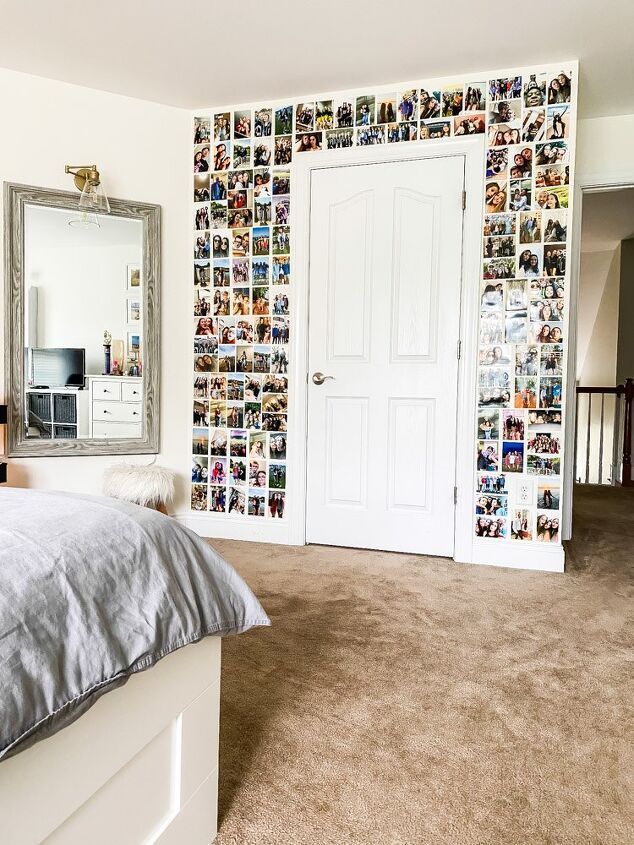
[[4, 183, 160, 456]]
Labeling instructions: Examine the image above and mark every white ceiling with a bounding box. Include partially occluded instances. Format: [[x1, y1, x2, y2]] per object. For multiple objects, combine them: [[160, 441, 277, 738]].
[[0, 0, 632, 118], [581, 188, 634, 253]]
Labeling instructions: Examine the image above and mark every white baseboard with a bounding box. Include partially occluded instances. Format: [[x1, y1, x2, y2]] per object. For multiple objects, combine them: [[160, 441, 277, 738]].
[[457, 539, 565, 573], [174, 511, 291, 544]]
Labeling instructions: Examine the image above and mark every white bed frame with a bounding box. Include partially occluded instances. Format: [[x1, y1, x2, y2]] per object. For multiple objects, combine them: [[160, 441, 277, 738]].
[[0, 637, 221, 845]]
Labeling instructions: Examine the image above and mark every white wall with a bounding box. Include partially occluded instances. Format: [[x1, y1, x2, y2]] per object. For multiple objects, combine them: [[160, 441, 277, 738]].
[[577, 246, 620, 384], [576, 113, 634, 184], [0, 68, 192, 509]]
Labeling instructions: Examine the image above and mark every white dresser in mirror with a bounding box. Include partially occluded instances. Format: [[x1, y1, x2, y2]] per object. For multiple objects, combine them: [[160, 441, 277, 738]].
[[89, 376, 143, 439]]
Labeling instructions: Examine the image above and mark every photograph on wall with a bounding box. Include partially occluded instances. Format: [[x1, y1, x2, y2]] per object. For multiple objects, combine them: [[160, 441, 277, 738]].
[[127, 263, 141, 289], [510, 509, 533, 540], [476, 493, 508, 517], [419, 88, 441, 119], [523, 73, 547, 107], [536, 512, 560, 542], [502, 441, 524, 473], [537, 482, 560, 510], [475, 516, 507, 538], [275, 105, 293, 135]]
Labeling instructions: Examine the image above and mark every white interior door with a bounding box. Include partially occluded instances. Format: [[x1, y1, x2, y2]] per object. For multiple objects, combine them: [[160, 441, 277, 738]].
[[305, 154, 465, 555]]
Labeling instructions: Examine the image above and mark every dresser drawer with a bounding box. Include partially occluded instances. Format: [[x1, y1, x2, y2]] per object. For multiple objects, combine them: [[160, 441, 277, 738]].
[[121, 381, 143, 402], [93, 401, 143, 423], [92, 421, 143, 439], [92, 380, 122, 401]]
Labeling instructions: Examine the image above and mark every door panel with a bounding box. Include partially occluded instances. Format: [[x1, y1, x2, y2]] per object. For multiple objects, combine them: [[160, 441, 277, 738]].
[[306, 155, 464, 555]]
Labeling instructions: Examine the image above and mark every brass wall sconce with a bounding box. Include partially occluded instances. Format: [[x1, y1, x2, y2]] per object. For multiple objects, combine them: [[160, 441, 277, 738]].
[[65, 164, 110, 216]]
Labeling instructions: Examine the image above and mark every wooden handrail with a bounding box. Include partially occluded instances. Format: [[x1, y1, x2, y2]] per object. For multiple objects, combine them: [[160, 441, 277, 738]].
[[575, 378, 633, 486]]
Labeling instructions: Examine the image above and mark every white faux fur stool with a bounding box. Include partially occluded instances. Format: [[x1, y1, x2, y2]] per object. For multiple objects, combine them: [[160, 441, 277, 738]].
[[103, 464, 176, 514]]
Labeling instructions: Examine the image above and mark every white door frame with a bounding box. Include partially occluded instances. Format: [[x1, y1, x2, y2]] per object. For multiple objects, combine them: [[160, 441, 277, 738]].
[[562, 175, 634, 540], [287, 137, 485, 562]]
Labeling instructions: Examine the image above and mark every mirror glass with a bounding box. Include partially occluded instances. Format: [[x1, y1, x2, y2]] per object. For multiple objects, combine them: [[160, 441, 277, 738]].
[[23, 205, 144, 441]]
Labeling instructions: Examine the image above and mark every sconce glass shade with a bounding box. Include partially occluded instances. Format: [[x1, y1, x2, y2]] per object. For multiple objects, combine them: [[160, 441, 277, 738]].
[[68, 211, 100, 229], [79, 178, 110, 214]]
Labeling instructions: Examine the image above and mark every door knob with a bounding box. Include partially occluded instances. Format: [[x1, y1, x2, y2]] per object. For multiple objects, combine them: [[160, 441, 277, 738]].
[[312, 372, 335, 386]]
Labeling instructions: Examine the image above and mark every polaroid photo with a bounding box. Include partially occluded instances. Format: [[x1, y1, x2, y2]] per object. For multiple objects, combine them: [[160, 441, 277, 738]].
[[232, 228, 251, 256], [212, 233, 230, 258], [268, 461, 287, 490], [234, 110, 251, 139], [193, 374, 210, 399], [209, 201, 228, 229], [194, 316, 216, 339], [193, 400, 209, 428], [228, 169, 253, 190], [543, 245, 567, 277], [334, 97, 354, 128], [464, 82, 485, 111], [509, 178, 532, 212], [539, 377, 563, 409], [269, 490, 285, 518], [486, 147, 509, 178], [540, 344, 564, 376], [230, 457, 247, 486], [194, 144, 211, 174], [127, 298, 141, 324], [194, 116, 211, 145], [210, 375, 227, 400], [248, 491, 266, 517], [209, 456, 227, 485], [315, 100, 334, 130], [254, 108, 272, 137], [274, 136, 293, 165], [261, 412, 288, 432], [530, 299, 564, 324], [233, 141, 252, 169], [229, 429, 248, 458], [253, 139, 273, 167], [546, 104, 571, 140], [194, 204, 210, 230], [485, 180, 508, 214], [517, 248, 541, 277], [228, 487, 245, 515], [194, 262, 211, 288], [509, 145, 533, 177], [210, 486, 227, 513], [249, 458, 267, 488], [236, 345, 254, 373], [536, 140, 569, 166], [480, 281, 504, 311], [519, 211, 541, 244]]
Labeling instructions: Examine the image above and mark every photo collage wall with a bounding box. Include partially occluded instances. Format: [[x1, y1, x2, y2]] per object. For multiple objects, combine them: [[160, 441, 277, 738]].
[[191, 63, 576, 541]]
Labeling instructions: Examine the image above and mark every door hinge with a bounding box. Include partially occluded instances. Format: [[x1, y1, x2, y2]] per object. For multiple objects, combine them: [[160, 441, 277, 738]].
[[462, 189, 467, 210], [453, 486, 458, 505], [456, 339, 462, 360]]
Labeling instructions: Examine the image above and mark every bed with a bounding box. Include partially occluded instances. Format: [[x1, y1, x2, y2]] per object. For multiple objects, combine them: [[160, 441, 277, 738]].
[[0, 488, 269, 845]]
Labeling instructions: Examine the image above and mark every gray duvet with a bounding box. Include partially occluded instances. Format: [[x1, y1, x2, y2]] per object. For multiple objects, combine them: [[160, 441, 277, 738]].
[[0, 488, 269, 761]]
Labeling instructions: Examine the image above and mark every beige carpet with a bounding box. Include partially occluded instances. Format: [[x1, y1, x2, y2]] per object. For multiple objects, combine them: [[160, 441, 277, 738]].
[[213, 485, 633, 845]]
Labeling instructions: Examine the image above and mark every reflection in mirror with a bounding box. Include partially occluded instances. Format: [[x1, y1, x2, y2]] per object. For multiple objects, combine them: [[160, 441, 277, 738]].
[[23, 206, 144, 441]]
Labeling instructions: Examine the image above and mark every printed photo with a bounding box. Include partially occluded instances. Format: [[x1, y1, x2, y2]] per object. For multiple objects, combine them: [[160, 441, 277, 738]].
[[254, 107, 272, 137], [194, 174, 210, 203], [528, 409, 562, 430], [210, 487, 226, 513], [547, 104, 570, 140], [535, 140, 569, 166], [268, 432, 287, 460], [479, 312, 505, 345], [476, 494, 507, 517], [234, 110, 251, 138], [249, 459, 267, 488], [269, 462, 286, 489], [528, 454, 561, 476], [398, 90, 417, 121], [269, 491, 285, 518], [209, 428, 228, 456], [537, 483, 560, 510], [535, 186, 569, 210], [489, 77, 522, 101], [506, 279, 527, 311], [523, 73, 547, 107], [419, 88, 441, 119], [464, 83, 485, 111], [486, 147, 509, 178], [479, 345, 512, 367], [488, 125, 520, 147], [326, 128, 354, 149], [483, 213, 515, 236], [539, 377, 562, 408], [477, 474, 506, 494], [191, 484, 208, 512], [213, 141, 231, 171], [272, 170, 291, 195], [355, 95, 375, 126], [233, 141, 251, 169], [530, 278, 564, 300], [273, 225, 290, 255], [520, 211, 541, 243], [192, 428, 209, 456], [517, 249, 540, 277], [420, 120, 451, 140], [522, 109, 545, 143], [543, 210, 567, 241], [274, 135, 293, 165], [485, 181, 508, 214], [484, 235, 515, 259], [316, 100, 334, 130], [248, 492, 266, 517], [515, 344, 539, 376], [483, 256, 515, 279], [530, 299, 564, 324], [510, 509, 533, 540], [442, 86, 463, 116], [194, 116, 211, 145], [540, 345, 564, 376], [194, 144, 211, 173], [214, 112, 231, 141], [489, 99, 521, 125], [357, 125, 385, 145], [528, 431, 561, 455], [478, 410, 499, 440], [228, 487, 245, 515], [296, 102, 315, 131], [275, 105, 293, 136], [475, 516, 507, 538], [509, 145, 532, 177], [502, 441, 524, 473], [477, 441, 499, 471], [454, 113, 485, 135], [481, 282, 504, 311], [547, 72, 572, 104], [192, 456, 208, 483], [509, 178, 531, 211], [543, 246, 566, 277], [536, 163, 569, 188], [536, 512, 559, 542], [209, 458, 227, 485], [229, 429, 248, 457], [502, 410, 525, 441], [514, 377, 537, 408], [377, 95, 397, 124], [295, 132, 323, 152], [334, 98, 354, 127], [194, 288, 212, 319]]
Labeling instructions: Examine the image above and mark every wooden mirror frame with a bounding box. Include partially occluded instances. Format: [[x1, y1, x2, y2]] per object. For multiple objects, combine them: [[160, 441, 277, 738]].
[[3, 182, 161, 457]]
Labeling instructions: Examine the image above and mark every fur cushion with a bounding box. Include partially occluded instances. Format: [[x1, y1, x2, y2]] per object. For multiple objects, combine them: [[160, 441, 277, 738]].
[[103, 464, 176, 507]]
